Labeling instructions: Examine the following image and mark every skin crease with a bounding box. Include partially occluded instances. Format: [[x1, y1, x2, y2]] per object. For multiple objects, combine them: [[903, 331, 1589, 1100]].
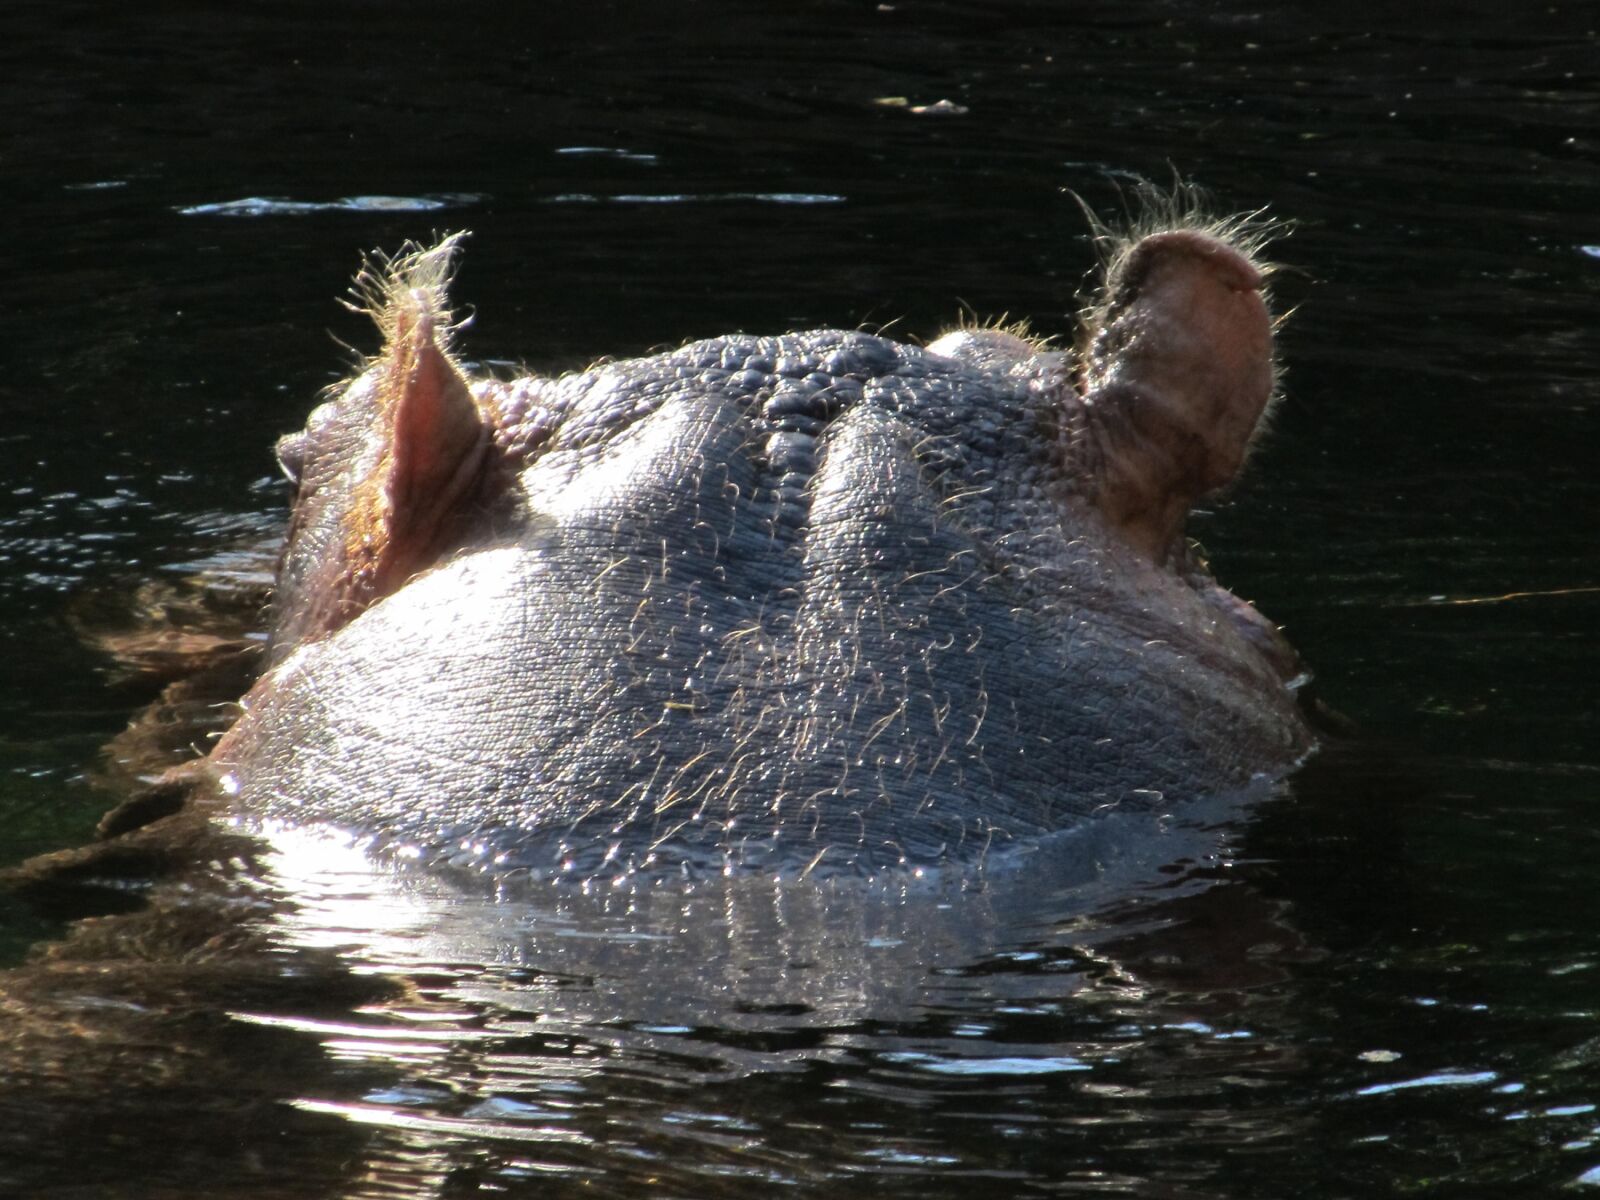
[[205, 215, 1311, 881]]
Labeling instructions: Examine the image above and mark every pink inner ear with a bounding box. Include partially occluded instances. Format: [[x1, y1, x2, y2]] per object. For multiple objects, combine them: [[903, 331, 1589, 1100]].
[[368, 298, 492, 599], [388, 299, 486, 507]]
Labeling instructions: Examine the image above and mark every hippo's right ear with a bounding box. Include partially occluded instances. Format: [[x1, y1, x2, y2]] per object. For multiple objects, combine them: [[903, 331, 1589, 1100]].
[[1077, 218, 1280, 565]]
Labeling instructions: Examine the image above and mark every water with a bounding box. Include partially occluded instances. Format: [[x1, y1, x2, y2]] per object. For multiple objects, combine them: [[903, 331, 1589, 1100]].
[[3, 2, 1597, 1196]]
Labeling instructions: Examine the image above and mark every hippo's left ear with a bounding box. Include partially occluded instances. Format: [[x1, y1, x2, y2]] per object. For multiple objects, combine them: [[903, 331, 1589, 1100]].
[[269, 238, 496, 660], [344, 267, 492, 606], [375, 298, 488, 536]]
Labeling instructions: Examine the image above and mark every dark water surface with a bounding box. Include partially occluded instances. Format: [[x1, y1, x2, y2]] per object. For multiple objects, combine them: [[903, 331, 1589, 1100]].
[[3, 2, 1597, 1197]]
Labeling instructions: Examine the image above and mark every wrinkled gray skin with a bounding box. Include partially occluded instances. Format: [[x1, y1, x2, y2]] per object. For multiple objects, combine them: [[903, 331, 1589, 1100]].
[[210, 220, 1312, 879]]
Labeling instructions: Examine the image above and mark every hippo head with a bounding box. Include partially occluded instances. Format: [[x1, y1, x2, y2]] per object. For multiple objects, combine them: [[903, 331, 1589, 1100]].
[[215, 203, 1312, 880]]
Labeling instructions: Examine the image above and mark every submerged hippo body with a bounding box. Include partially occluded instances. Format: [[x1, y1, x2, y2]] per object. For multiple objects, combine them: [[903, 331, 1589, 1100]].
[[211, 218, 1312, 879]]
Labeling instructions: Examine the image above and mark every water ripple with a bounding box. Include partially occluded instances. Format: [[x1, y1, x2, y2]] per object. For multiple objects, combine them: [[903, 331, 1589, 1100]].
[[176, 194, 483, 217], [543, 191, 845, 205], [1355, 1069, 1499, 1097]]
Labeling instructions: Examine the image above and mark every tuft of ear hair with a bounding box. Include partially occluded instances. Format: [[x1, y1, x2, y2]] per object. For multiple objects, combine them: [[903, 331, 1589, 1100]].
[[342, 231, 473, 370], [1073, 180, 1288, 342]]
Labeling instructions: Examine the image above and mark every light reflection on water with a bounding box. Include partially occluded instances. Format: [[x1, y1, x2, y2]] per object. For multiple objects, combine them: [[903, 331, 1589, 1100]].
[[208, 797, 1320, 1194]]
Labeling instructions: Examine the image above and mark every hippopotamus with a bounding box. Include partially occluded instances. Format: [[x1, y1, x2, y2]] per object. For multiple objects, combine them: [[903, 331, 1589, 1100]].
[[204, 212, 1312, 881]]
